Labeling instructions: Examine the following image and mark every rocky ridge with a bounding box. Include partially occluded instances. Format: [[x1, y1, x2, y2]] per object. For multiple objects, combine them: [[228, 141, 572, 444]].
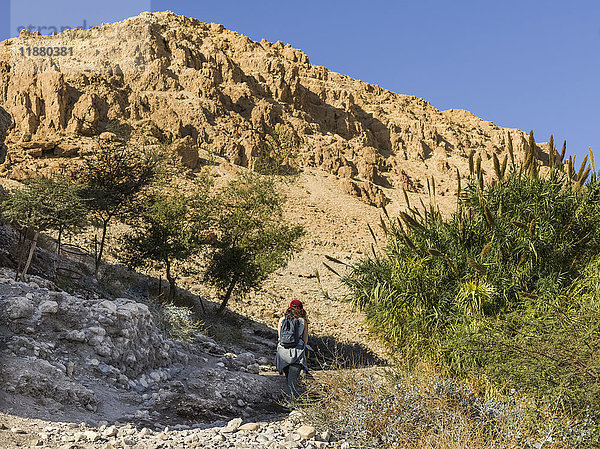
[[0, 265, 287, 427], [0, 11, 544, 208]]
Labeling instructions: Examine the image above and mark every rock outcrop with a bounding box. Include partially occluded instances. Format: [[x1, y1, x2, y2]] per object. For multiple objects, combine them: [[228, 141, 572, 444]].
[[0, 106, 10, 163], [0, 268, 284, 425], [0, 11, 539, 207]]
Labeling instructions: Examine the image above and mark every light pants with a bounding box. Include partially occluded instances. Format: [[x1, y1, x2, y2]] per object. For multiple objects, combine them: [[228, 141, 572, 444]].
[[283, 363, 303, 400]]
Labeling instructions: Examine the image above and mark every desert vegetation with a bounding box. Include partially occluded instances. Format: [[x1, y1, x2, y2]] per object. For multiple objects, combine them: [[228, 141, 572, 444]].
[[308, 134, 600, 446], [0, 144, 303, 315]]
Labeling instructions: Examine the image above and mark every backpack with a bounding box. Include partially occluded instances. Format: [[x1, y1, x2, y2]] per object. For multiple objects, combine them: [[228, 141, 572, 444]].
[[279, 317, 300, 348]]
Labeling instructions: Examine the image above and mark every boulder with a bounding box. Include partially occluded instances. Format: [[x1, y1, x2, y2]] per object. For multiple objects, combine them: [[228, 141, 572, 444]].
[[172, 136, 199, 168], [54, 142, 79, 157], [38, 301, 59, 314], [4, 297, 35, 319], [67, 93, 102, 136], [297, 425, 316, 440]]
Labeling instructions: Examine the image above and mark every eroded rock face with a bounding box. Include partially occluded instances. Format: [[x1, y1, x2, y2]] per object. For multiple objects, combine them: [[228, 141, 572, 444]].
[[0, 11, 534, 206], [0, 106, 10, 163]]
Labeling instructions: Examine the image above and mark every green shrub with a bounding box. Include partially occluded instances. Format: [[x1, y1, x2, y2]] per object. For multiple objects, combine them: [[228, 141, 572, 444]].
[[341, 140, 600, 413], [157, 303, 204, 343], [458, 257, 600, 413]]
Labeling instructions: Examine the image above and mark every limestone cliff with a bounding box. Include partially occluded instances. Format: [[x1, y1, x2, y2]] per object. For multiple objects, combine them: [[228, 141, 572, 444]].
[[0, 11, 539, 206]]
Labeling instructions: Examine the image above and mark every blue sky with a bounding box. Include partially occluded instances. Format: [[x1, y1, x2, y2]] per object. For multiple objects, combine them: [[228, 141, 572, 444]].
[[1, 0, 598, 162]]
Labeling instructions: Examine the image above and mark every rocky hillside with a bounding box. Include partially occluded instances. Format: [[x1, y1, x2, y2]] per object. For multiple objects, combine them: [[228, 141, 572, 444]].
[[0, 260, 358, 448], [0, 11, 542, 208]]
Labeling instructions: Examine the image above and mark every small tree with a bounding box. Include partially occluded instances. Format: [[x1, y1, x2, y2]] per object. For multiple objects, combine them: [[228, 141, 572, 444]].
[[0, 176, 86, 281], [78, 145, 161, 274], [205, 172, 304, 313], [121, 178, 214, 301]]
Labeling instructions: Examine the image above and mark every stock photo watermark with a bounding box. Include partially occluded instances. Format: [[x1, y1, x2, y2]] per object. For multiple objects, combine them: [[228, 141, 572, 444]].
[[9, 0, 151, 74]]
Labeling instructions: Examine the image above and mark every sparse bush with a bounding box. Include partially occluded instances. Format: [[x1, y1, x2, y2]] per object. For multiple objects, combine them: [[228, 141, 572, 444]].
[[253, 125, 301, 175], [153, 303, 204, 343], [121, 176, 214, 301], [299, 367, 598, 448]]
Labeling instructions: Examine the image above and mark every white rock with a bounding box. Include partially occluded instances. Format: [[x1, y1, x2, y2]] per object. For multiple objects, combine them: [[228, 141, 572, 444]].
[[297, 425, 316, 440], [222, 417, 242, 433], [5, 297, 34, 319], [287, 432, 302, 442], [99, 300, 117, 313], [320, 430, 332, 442], [247, 363, 260, 374], [239, 422, 261, 431], [83, 430, 99, 442], [184, 434, 199, 444], [39, 300, 58, 314], [65, 330, 86, 342], [103, 426, 118, 437], [87, 326, 106, 336]]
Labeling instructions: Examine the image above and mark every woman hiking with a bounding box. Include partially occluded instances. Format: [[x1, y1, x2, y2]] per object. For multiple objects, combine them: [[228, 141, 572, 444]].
[[275, 299, 309, 401]]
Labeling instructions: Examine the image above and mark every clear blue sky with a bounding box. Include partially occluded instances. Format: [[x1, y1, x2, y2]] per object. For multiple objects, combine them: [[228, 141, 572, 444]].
[[1, 0, 599, 162]]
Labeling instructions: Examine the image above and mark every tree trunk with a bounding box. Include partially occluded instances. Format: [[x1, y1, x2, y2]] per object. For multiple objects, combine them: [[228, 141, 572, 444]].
[[54, 226, 63, 281], [217, 273, 239, 314], [95, 219, 109, 275], [20, 231, 39, 282], [165, 259, 176, 300], [15, 230, 27, 281], [56, 226, 63, 256]]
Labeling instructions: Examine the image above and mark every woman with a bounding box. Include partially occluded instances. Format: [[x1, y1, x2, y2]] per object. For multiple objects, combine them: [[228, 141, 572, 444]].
[[275, 299, 309, 400]]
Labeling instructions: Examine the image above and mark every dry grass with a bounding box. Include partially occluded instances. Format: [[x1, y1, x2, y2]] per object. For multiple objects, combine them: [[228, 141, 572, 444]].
[[296, 363, 597, 448]]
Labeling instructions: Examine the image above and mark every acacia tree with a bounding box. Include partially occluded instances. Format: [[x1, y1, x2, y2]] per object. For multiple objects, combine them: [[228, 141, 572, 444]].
[[205, 172, 304, 313], [78, 146, 161, 274], [121, 177, 214, 301], [0, 176, 86, 281]]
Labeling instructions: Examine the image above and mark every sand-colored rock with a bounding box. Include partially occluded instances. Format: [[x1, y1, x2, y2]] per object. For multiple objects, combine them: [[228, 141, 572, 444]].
[[0, 11, 543, 208]]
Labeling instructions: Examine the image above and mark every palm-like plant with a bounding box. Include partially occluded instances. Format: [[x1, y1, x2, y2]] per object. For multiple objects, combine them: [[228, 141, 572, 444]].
[[341, 133, 600, 380]]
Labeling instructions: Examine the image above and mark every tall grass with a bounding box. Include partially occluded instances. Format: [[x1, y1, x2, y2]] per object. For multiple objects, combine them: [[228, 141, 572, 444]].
[[340, 138, 600, 415]]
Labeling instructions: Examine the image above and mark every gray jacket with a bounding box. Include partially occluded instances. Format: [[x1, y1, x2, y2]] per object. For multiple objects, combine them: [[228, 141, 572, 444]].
[[275, 318, 308, 373]]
